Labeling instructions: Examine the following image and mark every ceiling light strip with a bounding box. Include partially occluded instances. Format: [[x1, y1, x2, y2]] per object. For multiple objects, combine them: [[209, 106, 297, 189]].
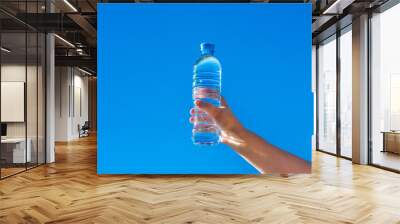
[[63, 0, 78, 12], [78, 67, 93, 76], [1, 47, 11, 53], [54, 34, 75, 48]]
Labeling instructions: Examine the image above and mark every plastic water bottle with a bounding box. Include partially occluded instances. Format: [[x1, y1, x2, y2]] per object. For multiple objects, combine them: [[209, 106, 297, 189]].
[[192, 42, 222, 146]]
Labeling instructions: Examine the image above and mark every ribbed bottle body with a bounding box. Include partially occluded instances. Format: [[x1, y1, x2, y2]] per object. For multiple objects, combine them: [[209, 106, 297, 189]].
[[192, 43, 222, 146]]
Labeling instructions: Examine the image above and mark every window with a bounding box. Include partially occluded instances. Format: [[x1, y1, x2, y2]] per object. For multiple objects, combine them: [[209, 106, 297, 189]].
[[370, 2, 400, 171], [339, 27, 352, 158], [317, 35, 337, 154]]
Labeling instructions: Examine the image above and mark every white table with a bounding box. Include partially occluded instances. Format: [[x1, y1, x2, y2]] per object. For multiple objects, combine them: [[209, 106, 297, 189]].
[[1, 138, 31, 163]]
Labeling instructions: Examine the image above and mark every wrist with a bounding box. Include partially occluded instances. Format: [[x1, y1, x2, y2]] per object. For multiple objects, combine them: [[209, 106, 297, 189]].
[[221, 125, 251, 150], [234, 126, 249, 139], [235, 127, 251, 149]]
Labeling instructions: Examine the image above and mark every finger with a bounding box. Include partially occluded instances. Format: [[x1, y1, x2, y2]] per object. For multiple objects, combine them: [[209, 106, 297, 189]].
[[195, 100, 219, 118], [189, 115, 213, 124], [220, 96, 228, 108], [190, 108, 206, 115]]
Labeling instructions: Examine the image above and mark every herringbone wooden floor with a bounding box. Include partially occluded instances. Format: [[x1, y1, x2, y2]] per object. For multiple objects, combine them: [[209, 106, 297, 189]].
[[1, 135, 400, 224]]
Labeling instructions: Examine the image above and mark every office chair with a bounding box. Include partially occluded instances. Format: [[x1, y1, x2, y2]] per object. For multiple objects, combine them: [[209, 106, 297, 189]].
[[79, 121, 90, 138]]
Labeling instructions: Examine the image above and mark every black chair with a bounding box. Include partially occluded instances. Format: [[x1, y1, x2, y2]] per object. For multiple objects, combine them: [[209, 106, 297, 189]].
[[78, 121, 90, 138]]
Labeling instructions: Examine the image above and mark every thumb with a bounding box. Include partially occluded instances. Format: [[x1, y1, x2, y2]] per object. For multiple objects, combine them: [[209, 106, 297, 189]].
[[195, 100, 219, 118], [220, 96, 228, 108]]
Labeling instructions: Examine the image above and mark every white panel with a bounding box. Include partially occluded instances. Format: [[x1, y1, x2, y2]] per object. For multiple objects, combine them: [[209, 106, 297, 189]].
[[1, 82, 25, 122]]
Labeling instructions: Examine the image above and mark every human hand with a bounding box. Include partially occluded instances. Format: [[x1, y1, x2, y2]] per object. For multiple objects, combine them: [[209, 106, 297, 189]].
[[189, 97, 248, 147], [190, 97, 311, 174]]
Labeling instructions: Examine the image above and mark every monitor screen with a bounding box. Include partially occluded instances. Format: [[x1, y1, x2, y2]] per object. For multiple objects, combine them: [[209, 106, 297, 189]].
[[1, 123, 7, 137]]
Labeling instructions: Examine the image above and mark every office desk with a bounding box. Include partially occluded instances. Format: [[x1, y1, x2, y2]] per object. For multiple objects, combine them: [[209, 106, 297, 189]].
[[382, 131, 400, 154], [1, 138, 31, 164]]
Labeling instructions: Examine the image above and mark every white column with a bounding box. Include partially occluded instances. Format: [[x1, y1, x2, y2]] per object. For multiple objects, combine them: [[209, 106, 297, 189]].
[[45, 0, 56, 163], [46, 32, 55, 163], [352, 14, 369, 164]]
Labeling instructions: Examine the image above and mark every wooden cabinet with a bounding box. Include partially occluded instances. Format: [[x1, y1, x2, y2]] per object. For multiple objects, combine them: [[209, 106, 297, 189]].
[[382, 132, 400, 154]]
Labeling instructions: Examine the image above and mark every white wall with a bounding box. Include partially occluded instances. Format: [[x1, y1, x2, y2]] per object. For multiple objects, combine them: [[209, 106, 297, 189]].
[[55, 67, 89, 141], [1, 65, 27, 141], [55, 66, 70, 141], [71, 72, 89, 138], [1, 65, 39, 138]]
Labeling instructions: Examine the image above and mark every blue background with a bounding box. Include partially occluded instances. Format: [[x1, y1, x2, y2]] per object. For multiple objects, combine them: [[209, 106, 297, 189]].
[[98, 3, 312, 174]]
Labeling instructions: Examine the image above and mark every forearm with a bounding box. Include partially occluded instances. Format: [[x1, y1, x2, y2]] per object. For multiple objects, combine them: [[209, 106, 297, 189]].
[[192, 99, 311, 174], [227, 129, 311, 174]]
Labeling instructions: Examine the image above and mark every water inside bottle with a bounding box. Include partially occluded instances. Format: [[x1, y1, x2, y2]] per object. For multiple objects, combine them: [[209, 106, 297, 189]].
[[192, 42, 222, 146], [192, 87, 221, 145]]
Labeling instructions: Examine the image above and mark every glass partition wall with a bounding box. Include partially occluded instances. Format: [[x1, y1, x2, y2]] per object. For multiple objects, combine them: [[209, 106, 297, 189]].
[[316, 26, 353, 159], [0, 31, 27, 177], [0, 1, 46, 179], [339, 26, 352, 159], [317, 35, 337, 155], [317, 0, 400, 172], [370, 2, 400, 172]]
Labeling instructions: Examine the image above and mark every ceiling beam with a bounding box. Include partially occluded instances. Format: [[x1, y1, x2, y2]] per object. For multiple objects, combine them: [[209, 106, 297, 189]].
[[67, 13, 97, 46], [55, 55, 96, 72]]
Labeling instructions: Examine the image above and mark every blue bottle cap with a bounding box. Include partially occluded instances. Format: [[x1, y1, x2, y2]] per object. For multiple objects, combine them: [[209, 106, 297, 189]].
[[200, 42, 215, 55]]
